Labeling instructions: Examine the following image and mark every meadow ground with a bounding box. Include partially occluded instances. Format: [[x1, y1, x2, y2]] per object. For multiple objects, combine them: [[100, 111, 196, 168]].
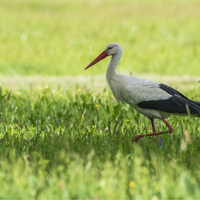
[[0, 0, 200, 199]]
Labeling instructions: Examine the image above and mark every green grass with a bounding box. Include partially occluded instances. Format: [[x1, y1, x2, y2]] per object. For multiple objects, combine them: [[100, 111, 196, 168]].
[[0, 86, 200, 199], [1, 0, 200, 199], [0, 0, 200, 76]]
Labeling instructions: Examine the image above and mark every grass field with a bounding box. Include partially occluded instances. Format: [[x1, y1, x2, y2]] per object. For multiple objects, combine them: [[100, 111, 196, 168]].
[[1, 0, 200, 199], [1, 86, 200, 199]]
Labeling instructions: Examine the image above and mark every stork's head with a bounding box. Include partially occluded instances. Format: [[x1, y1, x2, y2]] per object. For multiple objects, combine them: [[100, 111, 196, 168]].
[[85, 43, 122, 70], [104, 43, 122, 56]]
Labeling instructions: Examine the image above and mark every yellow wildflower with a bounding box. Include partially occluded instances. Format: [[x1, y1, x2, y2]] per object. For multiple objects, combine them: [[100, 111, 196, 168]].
[[38, 86, 43, 90], [45, 85, 49, 89], [100, 180, 105, 187], [152, 195, 158, 200], [95, 104, 99, 107], [59, 182, 65, 190], [129, 181, 136, 188], [78, 89, 81, 92]]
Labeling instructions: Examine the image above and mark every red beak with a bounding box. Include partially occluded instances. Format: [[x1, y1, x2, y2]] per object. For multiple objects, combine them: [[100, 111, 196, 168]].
[[85, 51, 108, 70]]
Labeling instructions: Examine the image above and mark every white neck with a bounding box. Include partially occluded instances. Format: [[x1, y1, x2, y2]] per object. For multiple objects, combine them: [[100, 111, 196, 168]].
[[106, 51, 122, 82]]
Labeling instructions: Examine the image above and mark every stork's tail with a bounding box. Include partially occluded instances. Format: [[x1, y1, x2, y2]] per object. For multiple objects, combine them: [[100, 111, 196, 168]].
[[191, 100, 200, 107], [188, 100, 200, 117]]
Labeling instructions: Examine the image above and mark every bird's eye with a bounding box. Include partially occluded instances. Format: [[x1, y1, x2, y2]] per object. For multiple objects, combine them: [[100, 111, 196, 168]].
[[108, 47, 113, 50]]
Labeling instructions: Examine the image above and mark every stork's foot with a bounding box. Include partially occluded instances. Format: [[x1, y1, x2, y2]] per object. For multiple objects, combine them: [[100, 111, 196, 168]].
[[132, 116, 173, 143], [132, 135, 159, 143], [132, 135, 145, 142]]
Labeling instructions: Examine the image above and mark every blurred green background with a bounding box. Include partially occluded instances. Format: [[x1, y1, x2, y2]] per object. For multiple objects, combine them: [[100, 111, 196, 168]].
[[0, 0, 200, 76]]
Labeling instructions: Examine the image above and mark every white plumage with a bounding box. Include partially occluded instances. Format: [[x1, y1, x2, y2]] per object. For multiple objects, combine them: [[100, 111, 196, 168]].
[[107, 75, 171, 118], [85, 43, 200, 141]]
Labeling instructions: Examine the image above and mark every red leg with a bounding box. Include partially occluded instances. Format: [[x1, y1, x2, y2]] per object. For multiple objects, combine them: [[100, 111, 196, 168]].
[[151, 118, 156, 133], [132, 116, 173, 142], [151, 118, 158, 140]]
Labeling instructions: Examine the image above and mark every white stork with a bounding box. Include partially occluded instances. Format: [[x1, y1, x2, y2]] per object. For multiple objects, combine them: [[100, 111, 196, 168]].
[[85, 43, 200, 141]]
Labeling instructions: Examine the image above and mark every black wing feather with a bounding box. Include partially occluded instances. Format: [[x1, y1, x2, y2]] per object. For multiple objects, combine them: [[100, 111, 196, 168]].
[[159, 84, 188, 99], [137, 83, 200, 116]]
